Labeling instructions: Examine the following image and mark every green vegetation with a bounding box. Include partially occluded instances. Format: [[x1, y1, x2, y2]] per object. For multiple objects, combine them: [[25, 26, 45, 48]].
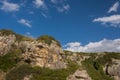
[[82, 53, 120, 80], [96, 52, 120, 65], [37, 35, 61, 46], [6, 60, 79, 80], [1, 29, 120, 80], [0, 29, 33, 42], [0, 50, 20, 72], [32, 60, 78, 80], [6, 64, 33, 80], [0, 29, 15, 36], [82, 57, 113, 80]]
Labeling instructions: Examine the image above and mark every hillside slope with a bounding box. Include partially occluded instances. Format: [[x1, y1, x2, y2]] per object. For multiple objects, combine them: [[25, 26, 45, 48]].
[[0, 29, 120, 80]]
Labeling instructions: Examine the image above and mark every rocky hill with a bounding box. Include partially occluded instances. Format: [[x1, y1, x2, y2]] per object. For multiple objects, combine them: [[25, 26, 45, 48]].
[[0, 29, 120, 80]]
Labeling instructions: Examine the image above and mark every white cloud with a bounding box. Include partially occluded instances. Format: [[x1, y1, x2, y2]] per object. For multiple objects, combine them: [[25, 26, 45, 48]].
[[63, 39, 120, 52], [1, 0, 20, 12], [57, 4, 70, 13], [41, 12, 47, 18], [18, 19, 32, 28], [108, 1, 119, 13], [93, 14, 120, 27], [26, 32, 31, 35], [25, 32, 34, 38], [33, 0, 47, 9], [51, 0, 58, 4]]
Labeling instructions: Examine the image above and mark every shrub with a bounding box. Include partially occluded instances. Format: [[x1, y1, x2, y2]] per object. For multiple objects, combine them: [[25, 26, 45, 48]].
[[37, 35, 61, 46], [6, 64, 33, 80], [6, 60, 79, 80], [0, 29, 15, 36], [0, 48, 22, 72], [82, 57, 113, 80], [0, 29, 33, 42], [96, 52, 120, 65]]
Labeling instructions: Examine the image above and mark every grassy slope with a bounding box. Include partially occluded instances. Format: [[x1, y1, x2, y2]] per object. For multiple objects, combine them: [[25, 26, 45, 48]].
[[82, 53, 120, 80]]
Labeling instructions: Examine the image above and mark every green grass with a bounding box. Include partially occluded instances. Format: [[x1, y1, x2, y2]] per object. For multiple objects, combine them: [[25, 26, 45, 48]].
[[0, 48, 22, 72], [82, 56, 113, 80], [31, 60, 79, 80], [96, 52, 120, 65], [6, 64, 33, 80], [6, 60, 79, 80], [0, 53, 18, 72]]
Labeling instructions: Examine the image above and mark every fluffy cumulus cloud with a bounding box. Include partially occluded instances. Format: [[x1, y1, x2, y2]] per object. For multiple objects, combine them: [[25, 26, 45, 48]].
[[33, 0, 47, 9], [93, 14, 120, 27], [108, 1, 119, 13], [0, 0, 20, 12], [18, 19, 32, 28], [63, 39, 120, 52]]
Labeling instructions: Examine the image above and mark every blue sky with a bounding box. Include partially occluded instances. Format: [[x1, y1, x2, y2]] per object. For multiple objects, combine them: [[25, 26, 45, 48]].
[[0, 0, 120, 52]]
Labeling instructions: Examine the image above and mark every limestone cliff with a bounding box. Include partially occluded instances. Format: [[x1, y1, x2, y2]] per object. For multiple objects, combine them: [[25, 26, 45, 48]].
[[104, 59, 120, 80], [0, 30, 66, 69], [0, 34, 16, 55], [0, 30, 120, 80]]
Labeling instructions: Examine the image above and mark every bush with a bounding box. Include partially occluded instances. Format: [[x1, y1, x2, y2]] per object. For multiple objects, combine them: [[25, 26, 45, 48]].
[[0, 29, 15, 36], [31, 60, 79, 80], [96, 52, 120, 65], [0, 29, 33, 42], [6, 64, 33, 80], [93, 61, 100, 70], [82, 57, 113, 80], [37, 35, 61, 46], [6, 60, 79, 80], [0, 48, 22, 72]]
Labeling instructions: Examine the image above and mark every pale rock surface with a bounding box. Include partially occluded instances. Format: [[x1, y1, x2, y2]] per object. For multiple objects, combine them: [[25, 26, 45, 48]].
[[105, 59, 120, 80], [67, 69, 91, 80], [0, 34, 16, 55], [19, 40, 66, 69]]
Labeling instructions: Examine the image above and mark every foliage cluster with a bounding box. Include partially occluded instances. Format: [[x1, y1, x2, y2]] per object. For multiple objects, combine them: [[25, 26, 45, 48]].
[[6, 60, 79, 80], [82, 57, 113, 80], [37, 35, 61, 46], [0, 29, 33, 42], [96, 52, 120, 65], [0, 49, 21, 72], [82, 52, 120, 80]]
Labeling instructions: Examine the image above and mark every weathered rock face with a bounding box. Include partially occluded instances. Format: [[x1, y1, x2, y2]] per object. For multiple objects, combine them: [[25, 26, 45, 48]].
[[64, 51, 90, 66], [18, 40, 66, 69], [105, 59, 120, 80], [0, 34, 16, 55], [67, 69, 91, 80], [0, 33, 66, 69]]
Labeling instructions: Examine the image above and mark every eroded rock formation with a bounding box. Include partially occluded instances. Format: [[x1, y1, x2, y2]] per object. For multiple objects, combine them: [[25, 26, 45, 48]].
[[67, 69, 91, 80]]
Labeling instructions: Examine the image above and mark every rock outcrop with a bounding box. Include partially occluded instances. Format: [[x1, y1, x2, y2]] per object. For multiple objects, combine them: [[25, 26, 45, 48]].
[[20, 40, 66, 69], [0, 34, 16, 55], [1, 30, 120, 80], [105, 59, 120, 80], [0, 31, 66, 69], [67, 69, 91, 80]]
